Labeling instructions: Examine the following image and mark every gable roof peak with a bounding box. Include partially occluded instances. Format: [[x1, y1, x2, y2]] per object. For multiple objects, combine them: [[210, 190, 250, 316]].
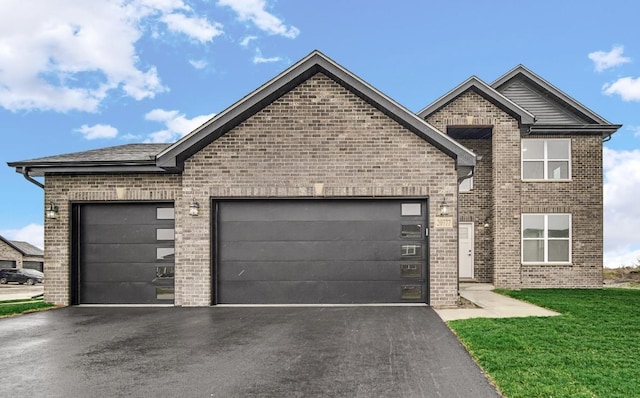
[[418, 74, 535, 124], [157, 50, 475, 171], [491, 64, 614, 126]]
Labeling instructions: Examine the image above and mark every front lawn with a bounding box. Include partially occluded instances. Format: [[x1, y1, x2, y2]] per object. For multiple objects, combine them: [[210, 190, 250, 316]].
[[0, 297, 55, 317], [448, 289, 640, 398]]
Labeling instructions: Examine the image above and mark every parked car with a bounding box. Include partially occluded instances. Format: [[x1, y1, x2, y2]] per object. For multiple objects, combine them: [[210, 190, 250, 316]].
[[0, 268, 44, 285]]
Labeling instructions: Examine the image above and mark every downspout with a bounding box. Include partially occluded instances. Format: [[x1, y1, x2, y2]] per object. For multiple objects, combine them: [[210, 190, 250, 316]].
[[602, 133, 613, 143], [21, 167, 44, 189]]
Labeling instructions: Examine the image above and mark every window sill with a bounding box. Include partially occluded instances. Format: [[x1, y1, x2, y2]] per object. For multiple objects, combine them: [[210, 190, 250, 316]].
[[521, 179, 573, 183], [522, 262, 573, 266]]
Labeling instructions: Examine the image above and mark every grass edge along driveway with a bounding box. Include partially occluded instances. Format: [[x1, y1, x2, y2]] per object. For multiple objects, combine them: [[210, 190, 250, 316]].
[[0, 297, 55, 317], [448, 289, 640, 398]]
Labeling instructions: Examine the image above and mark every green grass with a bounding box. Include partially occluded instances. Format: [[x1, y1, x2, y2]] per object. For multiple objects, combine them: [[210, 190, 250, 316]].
[[448, 289, 640, 398], [0, 297, 55, 317]]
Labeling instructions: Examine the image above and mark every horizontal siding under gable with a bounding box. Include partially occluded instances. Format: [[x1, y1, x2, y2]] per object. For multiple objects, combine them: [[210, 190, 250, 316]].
[[499, 78, 590, 125]]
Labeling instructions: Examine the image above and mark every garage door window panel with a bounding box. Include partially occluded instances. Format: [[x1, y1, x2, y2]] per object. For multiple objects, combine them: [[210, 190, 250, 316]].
[[401, 224, 422, 239], [156, 228, 175, 241], [401, 203, 422, 216], [401, 285, 422, 300], [401, 244, 422, 258], [156, 247, 175, 261], [400, 264, 421, 278]]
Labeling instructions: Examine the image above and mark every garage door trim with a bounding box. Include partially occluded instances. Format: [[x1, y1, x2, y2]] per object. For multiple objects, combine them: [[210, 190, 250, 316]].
[[71, 200, 175, 305], [211, 197, 430, 305]]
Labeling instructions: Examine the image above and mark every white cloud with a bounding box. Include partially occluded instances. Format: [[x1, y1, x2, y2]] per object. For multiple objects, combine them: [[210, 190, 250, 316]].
[[588, 45, 631, 72], [628, 126, 640, 138], [240, 35, 258, 47], [189, 59, 208, 69], [160, 13, 223, 43], [604, 247, 640, 268], [603, 147, 640, 267], [121, 133, 143, 141], [253, 49, 281, 64], [1, 223, 44, 250], [75, 124, 119, 140], [603, 76, 640, 101], [0, 0, 222, 113], [144, 108, 215, 143], [218, 0, 299, 38]]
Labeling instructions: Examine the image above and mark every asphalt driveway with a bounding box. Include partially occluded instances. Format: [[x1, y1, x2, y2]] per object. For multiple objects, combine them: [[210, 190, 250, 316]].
[[0, 306, 500, 397]]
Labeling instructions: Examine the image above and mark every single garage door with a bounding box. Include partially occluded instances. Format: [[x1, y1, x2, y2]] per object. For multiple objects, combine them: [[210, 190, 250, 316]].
[[73, 203, 175, 304], [0, 260, 16, 268], [215, 199, 428, 304]]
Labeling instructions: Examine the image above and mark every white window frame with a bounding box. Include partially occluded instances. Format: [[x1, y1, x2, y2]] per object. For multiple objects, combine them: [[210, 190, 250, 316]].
[[521, 213, 572, 264], [521, 139, 571, 181]]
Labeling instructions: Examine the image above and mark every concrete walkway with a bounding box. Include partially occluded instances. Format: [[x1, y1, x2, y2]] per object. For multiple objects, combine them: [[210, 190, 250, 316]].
[[436, 283, 560, 321], [0, 285, 44, 301]]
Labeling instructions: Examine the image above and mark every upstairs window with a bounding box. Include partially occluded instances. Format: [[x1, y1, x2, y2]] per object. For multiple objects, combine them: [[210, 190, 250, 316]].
[[521, 139, 571, 180]]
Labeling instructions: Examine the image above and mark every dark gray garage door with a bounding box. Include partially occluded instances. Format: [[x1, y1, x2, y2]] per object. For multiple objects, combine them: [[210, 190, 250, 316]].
[[0, 260, 16, 268], [74, 203, 175, 304], [215, 200, 428, 304], [23, 261, 43, 272]]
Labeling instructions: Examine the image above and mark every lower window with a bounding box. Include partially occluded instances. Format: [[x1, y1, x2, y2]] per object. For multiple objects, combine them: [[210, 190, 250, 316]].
[[522, 214, 571, 263]]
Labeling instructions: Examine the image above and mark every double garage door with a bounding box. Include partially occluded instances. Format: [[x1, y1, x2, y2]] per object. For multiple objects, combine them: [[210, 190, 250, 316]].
[[74, 200, 427, 304]]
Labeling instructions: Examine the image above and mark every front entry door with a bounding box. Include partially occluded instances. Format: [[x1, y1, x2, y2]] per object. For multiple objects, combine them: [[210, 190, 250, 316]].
[[458, 222, 474, 279]]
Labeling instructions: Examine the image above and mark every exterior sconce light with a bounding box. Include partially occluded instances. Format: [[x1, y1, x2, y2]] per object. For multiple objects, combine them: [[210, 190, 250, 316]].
[[439, 199, 449, 216], [483, 217, 490, 228], [45, 203, 59, 219], [189, 200, 200, 216]]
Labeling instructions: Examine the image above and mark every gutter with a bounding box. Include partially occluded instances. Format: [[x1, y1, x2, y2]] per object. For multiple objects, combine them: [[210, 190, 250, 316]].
[[21, 167, 44, 189]]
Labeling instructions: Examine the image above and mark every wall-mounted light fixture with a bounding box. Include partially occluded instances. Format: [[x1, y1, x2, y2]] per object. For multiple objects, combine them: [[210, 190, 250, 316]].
[[189, 200, 200, 216], [439, 199, 449, 216], [483, 217, 490, 228], [45, 203, 58, 219]]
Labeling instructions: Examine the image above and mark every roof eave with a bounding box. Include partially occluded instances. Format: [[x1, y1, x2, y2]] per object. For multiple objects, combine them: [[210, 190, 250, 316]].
[[11, 162, 169, 177], [526, 124, 622, 136]]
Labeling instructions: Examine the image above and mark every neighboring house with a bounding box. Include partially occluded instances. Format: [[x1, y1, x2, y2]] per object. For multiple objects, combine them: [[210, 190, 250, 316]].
[[0, 235, 44, 272], [7, 51, 619, 307]]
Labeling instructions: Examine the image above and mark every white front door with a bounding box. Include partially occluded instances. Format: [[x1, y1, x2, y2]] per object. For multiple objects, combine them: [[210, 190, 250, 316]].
[[459, 222, 474, 279]]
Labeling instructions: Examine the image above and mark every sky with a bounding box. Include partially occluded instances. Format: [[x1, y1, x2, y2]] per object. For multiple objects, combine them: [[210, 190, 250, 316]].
[[0, 0, 639, 267]]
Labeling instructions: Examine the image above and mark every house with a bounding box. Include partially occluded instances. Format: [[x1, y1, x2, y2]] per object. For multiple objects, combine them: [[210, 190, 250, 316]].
[[0, 235, 44, 272], [7, 51, 620, 307]]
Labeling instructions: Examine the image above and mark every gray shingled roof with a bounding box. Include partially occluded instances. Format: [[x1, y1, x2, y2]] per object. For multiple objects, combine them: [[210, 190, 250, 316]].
[[12, 143, 170, 165], [9, 241, 43, 257]]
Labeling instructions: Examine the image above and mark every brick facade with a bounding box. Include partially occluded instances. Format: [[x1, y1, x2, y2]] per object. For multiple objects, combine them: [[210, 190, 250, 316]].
[[41, 73, 460, 308], [180, 73, 460, 307], [35, 61, 608, 307], [0, 239, 22, 267], [43, 174, 181, 305], [425, 90, 604, 288]]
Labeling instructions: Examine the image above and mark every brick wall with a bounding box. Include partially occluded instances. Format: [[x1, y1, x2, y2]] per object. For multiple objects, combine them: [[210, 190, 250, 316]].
[[44, 174, 181, 305], [520, 134, 603, 287], [456, 138, 493, 282], [0, 240, 22, 267], [425, 90, 521, 285], [425, 90, 604, 288], [181, 72, 460, 307]]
